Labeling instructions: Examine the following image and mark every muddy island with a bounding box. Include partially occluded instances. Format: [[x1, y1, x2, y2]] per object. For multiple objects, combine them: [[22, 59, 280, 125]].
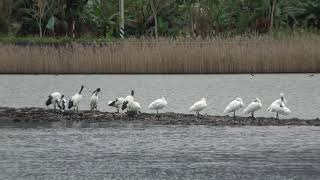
[[0, 107, 319, 126]]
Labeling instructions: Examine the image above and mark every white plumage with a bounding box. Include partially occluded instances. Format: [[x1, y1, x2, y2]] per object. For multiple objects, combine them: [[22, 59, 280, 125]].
[[148, 97, 168, 114], [46, 92, 62, 110], [268, 93, 287, 109], [268, 102, 291, 119], [189, 98, 207, 115], [124, 91, 134, 104], [122, 90, 135, 110], [127, 101, 141, 112], [68, 85, 84, 112], [90, 88, 101, 111], [267, 93, 289, 119], [224, 97, 244, 118], [243, 97, 262, 118], [108, 97, 125, 112]]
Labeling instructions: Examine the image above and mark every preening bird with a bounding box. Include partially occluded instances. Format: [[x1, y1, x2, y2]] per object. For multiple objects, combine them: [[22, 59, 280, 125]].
[[224, 97, 244, 119], [127, 101, 141, 112], [68, 85, 84, 112], [267, 102, 291, 119], [267, 93, 288, 119], [268, 93, 287, 107], [148, 97, 168, 114], [45, 92, 62, 110], [90, 88, 101, 111], [189, 97, 207, 116], [122, 90, 135, 110], [108, 97, 125, 113], [243, 97, 262, 119]]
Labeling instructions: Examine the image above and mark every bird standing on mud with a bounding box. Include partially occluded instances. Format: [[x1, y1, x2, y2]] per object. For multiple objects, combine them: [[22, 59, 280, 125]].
[[46, 92, 62, 110], [189, 98, 207, 117], [68, 85, 84, 112], [267, 102, 291, 119], [108, 97, 125, 113], [224, 97, 244, 120], [90, 88, 101, 111], [126, 101, 141, 113], [148, 97, 168, 114], [267, 93, 290, 119], [243, 97, 262, 119]]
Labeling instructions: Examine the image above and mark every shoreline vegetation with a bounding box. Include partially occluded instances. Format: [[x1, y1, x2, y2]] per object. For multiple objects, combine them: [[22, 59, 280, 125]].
[[1, 107, 319, 126], [1, 34, 320, 74], [1, 0, 320, 74]]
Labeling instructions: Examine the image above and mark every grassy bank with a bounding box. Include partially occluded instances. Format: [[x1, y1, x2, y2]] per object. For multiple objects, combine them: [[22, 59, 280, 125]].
[[0, 34, 319, 74]]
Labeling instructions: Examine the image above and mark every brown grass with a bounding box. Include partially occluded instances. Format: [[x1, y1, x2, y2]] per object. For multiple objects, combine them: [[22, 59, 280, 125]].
[[0, 35, 319, 74]]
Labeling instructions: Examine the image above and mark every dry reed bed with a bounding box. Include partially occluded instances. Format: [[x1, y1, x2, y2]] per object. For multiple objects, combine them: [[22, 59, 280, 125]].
[[0, 35, 319, 73]]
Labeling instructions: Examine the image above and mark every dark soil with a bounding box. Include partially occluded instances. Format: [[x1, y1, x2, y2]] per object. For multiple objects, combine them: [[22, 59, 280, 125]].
[[0, 107, 319, 126]]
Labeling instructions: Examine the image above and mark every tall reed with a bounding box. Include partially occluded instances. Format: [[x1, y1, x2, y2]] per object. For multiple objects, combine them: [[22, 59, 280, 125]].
[[0, 35, 319, 74]]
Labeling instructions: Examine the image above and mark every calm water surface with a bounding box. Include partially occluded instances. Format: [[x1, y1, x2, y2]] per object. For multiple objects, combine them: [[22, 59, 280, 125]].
[[0, 125, 319, 180], [0, 74, 319, 118], [0, 75, 319, 179]]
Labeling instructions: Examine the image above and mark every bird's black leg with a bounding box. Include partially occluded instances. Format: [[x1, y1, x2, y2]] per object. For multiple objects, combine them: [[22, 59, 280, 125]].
[[276, 113, 279, 120]]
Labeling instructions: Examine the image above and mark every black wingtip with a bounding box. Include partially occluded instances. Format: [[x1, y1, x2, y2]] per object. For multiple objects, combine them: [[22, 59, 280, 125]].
[[108, 101, 115, 106], [45, 95, 52, 106], [122, 101, 128, 110], [68, 100, 73, 109]]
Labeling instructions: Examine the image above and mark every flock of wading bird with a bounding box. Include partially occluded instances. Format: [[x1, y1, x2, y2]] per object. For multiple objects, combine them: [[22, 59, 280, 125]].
[[45, 85, 291, 119]]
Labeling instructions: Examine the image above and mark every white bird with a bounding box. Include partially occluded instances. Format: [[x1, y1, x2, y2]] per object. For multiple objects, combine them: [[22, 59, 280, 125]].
[[224, 97, 244, 119], [189, 98, 207, 116], [45, 92, 62, 110], [108, 97, 125, 113], [90, 88, 101, 111], [267, 93, 288, 119], [268, 102, 291, 119], [148, 97, 168, 114], [68, 85, 84, 112], [127, 101, 141, 113], [243, 97, 262, 119], [122, 90, 135, 110], [268, 93, 287, 108]]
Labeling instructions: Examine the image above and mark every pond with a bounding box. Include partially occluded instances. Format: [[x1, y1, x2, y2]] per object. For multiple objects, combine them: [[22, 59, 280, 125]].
[[0, 74, 319, 119], [0, 125, 319, 179]]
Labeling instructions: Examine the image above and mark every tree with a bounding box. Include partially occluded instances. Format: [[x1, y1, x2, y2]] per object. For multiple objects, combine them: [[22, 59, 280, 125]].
[[269, 0, 277, 32], [82, 0, 118, 38], [22, 0, 54, 37], [65, 0, 89, 38], [0, 0, 11, 33], [148, 0, 174, 38]]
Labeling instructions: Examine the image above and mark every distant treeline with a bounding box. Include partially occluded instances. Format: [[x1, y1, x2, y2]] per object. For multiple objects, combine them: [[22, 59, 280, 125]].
[[0, 35, 319, 74], [0, 0, 320, 39]]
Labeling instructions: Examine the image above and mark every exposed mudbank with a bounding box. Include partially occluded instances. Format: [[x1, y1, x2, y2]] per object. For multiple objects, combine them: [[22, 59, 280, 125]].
[[0, 107, 319, 126]]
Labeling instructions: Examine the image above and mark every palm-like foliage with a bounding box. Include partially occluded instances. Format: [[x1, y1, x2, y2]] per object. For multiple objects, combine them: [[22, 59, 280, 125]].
[[83, 0, 118, 38], [3, 0, 320, 38]]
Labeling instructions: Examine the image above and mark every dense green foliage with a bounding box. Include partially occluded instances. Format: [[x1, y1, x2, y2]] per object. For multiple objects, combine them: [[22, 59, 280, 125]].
[[0, 0, 319, 39]]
